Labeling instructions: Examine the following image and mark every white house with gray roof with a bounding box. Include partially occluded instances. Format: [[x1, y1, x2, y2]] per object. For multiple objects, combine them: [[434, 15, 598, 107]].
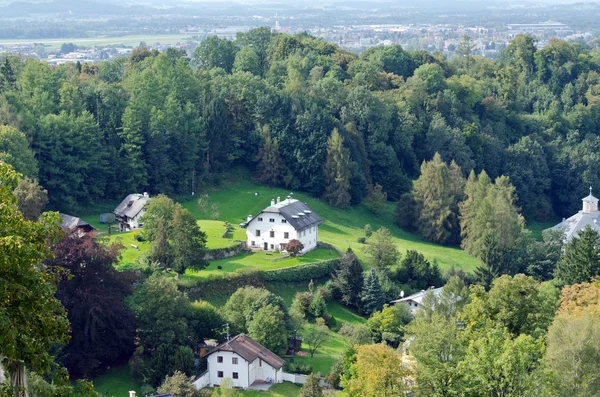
[[244, 195, 323, 253], [114, 193, 150, 232], [390, 287, 443, 315], [548, 187, 600, 243]]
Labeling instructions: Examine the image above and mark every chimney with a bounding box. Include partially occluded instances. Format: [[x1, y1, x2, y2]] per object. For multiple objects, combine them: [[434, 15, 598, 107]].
[[247, 214, 252, 222], [129, 391, 136, 397], [271, 199, 275, 206], [143, 192, 149, 198], [277, 196, 281, 204]]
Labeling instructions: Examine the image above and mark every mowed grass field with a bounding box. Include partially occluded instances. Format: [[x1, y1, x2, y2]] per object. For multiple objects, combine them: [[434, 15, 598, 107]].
[[92, 364, 142, 397], [180, 179, 480, 273], [183, 247, 340, 280], [80, 177, 479, 273]]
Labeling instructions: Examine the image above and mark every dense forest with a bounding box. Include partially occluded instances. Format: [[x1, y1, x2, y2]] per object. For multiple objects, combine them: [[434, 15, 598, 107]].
[[2, 30, 600, 222]]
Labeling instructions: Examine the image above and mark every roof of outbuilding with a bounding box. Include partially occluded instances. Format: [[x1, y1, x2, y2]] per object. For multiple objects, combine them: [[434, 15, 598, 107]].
[[59, 213, 95, 232], [206, 334, 286, 369], [114, 193, 149, 219], [255, 198, 322, 231]]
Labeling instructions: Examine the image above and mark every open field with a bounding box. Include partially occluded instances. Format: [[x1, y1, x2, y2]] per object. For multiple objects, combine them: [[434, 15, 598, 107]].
[[181, 179, 480, 273], [92, 364, 142, 397], [0, 34, 198, 49], [183, 247, 340, 280]]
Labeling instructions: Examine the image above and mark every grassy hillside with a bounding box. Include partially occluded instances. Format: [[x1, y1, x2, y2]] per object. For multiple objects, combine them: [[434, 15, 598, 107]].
[[181, 179, 480, 273]]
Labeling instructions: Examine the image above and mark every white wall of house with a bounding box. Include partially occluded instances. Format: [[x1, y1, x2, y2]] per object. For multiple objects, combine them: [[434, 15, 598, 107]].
[[246, 212, 319, 253], [246, 212, 297, 251], [296, 225, 318, 253], [207, 351, 249, 388], [119, 210, 145, 231]]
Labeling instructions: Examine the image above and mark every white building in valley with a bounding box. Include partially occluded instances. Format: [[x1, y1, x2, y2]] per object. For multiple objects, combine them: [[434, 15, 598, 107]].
[[244, 195, 323, 253], [113, 193, 150, 232], [390, 287, 443, 315], [548, 187, 600, 243], [193, 334, 286, 390]]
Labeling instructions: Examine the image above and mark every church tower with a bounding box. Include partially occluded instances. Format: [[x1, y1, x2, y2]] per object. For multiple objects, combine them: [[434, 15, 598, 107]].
[[582, 187, 599, 213]]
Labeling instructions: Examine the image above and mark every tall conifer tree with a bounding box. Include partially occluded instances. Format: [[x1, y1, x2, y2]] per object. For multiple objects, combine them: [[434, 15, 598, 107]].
[[324, 128, 351, 207], [413, 153, 465, 244]]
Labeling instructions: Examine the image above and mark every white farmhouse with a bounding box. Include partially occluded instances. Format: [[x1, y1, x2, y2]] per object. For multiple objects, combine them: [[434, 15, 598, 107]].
[[114, 193, 150, 232], [245, 196, 323, 253], [194, 334, 286, 390], [390, 287, 443, 315], [547, 187, 600, 243]]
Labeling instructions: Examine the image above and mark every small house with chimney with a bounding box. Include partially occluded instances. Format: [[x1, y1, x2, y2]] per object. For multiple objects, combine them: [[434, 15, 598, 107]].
[[547, 187, 600, 243], [193, 334, 286, 390], [244, 195, 323, 254], [114, 193, 150, 232]]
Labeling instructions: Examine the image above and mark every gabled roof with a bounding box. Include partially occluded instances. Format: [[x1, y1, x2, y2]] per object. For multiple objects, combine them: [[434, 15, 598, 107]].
[[114, 193, 149, 219], [206, 334, 286, 369], [252, 198, 323, 231], [59, 213, 95, 233]]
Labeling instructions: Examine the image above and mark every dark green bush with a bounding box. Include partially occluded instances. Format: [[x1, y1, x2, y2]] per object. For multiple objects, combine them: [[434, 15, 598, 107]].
[[284, 362, 313, 375]]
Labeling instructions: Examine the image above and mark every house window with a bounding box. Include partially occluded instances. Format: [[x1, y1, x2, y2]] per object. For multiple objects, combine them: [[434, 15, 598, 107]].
[[217, 371, 224, 378], [233, 372, 239, 379], [282, 219, 287, 223], [269, 218, 275, 223], [270, 244, 274, 249], [252, 241, 255, 246], [217, 356, 223, 363], [232, 357, 238, 365], [256, 230, 260, 237], [284, 232, 289, 239], [258, 217, 263, 221], [270, 231, 275, 238]]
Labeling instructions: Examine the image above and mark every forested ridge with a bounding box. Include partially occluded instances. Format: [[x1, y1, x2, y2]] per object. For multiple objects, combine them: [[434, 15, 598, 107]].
[[1, 30, 599, 220]]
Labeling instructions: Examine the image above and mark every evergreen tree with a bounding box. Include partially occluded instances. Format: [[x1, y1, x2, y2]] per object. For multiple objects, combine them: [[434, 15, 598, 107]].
[[299, 374, 323, 397], [255, 125, 291, 187], [555, 226, 600, 285], [333, 249, 364, 308], [324, 128, 351, 208], [456, 35, 476, 72], [474, 233, 502, 289], [361, 269, 385, 315], [413, 153, 464, 245], [0, 57, 16, 92], [460, 171, 525, 257], [395, 192, 417, 232]]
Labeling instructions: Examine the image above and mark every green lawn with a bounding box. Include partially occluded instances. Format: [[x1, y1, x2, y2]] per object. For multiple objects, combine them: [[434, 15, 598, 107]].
[[183, 248, 340, 280], [241, 382, 302, 397], [88, 219, 241, 270], [527, 219, 559, 241], [181, 179, 480, 273], [91, 364, 142, 397], [291, 301, 366, 375]]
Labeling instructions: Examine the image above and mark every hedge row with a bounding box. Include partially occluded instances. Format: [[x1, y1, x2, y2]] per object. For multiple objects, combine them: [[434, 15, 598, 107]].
[[180, 256, 343, 300], [261, 258, 341, 282]]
